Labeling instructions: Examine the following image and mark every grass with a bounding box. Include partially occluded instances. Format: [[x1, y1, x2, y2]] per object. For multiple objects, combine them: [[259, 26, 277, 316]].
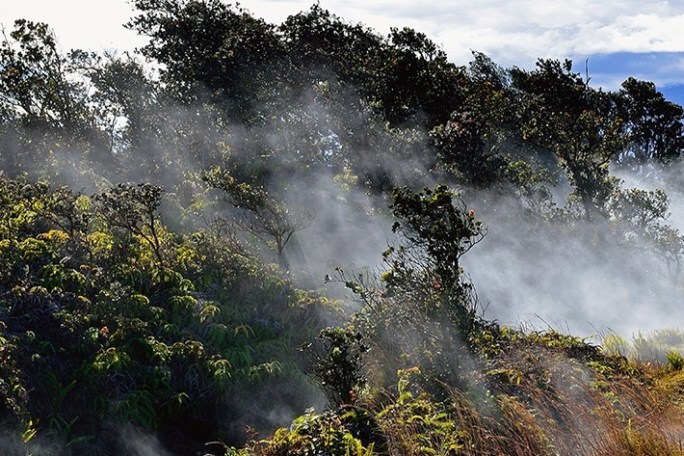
[[230, 325, 684, 456], [602, 329, 684, 369]]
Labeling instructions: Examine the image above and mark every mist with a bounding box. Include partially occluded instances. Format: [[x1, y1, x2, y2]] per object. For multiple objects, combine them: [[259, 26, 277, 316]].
[[462, 194, 681, 338], [14, 54, 683, 342]]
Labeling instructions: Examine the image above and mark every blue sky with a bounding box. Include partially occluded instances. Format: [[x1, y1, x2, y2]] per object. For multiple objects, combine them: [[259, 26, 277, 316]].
[[580, 52, 684, 106], [3, 0, 684, 105]]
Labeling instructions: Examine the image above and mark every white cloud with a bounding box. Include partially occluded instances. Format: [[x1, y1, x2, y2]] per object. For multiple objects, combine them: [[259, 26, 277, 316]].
[[2, 0, 684, 86], [243, 0, 684, 66], [576, 13, 684, 55], [1, 0, 146, 52]]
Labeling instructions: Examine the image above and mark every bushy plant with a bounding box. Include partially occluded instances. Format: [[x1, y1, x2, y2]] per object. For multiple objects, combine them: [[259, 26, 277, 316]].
[[261, 408, 374, 456], [0, 175, 338, 453], [311, 326, 369, 407]]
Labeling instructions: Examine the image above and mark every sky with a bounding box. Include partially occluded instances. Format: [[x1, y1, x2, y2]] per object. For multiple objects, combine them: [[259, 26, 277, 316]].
[[2, 0, 684, 104]]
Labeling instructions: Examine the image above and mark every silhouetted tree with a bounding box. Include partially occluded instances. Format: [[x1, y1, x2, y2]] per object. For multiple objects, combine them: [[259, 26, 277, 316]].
[[512, 59, 626, 220], [616, 77, 684, 171]]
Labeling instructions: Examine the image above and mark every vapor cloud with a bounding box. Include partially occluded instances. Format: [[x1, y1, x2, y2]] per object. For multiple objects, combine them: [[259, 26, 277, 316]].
[[460, 183, 684, 340]]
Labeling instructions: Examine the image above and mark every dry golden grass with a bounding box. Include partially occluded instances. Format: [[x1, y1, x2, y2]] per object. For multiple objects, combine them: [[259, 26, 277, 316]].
[[239, 328, 684, 456]]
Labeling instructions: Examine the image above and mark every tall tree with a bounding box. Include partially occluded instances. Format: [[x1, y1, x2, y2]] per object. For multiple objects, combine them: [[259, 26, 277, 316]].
[[512, 59, 626, 220], [202, 166, 314, 268], [128, 0, 284, 121], [616, 77, 684, 172], [373, 27, 466, 127], [1, 20, 84, 130], [279, 4, 383, 89], [0, 20, 111, 179], [88, 55, 158, 154]]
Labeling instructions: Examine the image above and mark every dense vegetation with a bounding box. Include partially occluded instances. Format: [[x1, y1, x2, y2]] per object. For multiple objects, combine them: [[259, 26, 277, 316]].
[[2, 1, 684, 454]]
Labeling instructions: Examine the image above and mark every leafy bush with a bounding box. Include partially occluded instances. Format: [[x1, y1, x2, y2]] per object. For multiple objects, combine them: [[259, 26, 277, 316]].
[[310, 326, 369, 407]]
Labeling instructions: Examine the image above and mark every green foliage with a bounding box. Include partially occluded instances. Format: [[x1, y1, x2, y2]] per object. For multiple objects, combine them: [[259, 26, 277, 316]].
[[95, 183, 167, 266], [0, 173, 335, 453], [311, 326, 370, 407], [431, 110, 508, 188], [607, 187, 684, 275], [128, 0, 285, 116], [617, 77, 684, 167], [0, 20, 93, 132], [3, 3, 684, 455], [280, 4, 383, 90], [387, 186, 481, 285], [666, 351, 684, 371], [376, 368, 468, 456], [512, 59, 626, 221], [375, 27, 465, 126], [202, 166, 314, 265], [264, 408, 374, 456], [385, 185, 484, 335], [319, 187, 488, 401], [0, 21, 111, 182]]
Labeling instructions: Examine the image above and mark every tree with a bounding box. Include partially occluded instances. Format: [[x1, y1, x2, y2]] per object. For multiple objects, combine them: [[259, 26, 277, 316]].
[[607, 187, 684, 278], [311, 326, 369, 407], [431, 52, 555, 217], [128, 0, 284, 120], [1, 20, 86, 131], [512, 59, 626, 220], [373, 27, 466, 127], [431, 110, 509, 188], [0, 20, 108, 176], [616, 77, 684, 172], [334, 185, 485, 396], [383, 185, 485, 335], [279, 4, 383, 89], [87, 54, 159, 159], [95, 183, 167, 267], [202, 166, 314, 268]]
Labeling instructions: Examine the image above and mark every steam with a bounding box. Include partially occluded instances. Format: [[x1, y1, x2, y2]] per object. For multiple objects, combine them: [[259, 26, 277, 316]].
[[282, 173, 392, 284], [462, 182, 683, 339], [119, 426, 172, 456], [18, 59, 683, 341]]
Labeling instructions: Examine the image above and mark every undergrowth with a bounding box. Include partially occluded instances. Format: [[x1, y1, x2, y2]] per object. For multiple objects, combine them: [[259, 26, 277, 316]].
[[230, 324, 684, 456]]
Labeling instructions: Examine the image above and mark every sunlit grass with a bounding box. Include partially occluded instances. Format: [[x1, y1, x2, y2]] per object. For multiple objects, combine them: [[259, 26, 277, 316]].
[[602, 328, 684, 365]]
